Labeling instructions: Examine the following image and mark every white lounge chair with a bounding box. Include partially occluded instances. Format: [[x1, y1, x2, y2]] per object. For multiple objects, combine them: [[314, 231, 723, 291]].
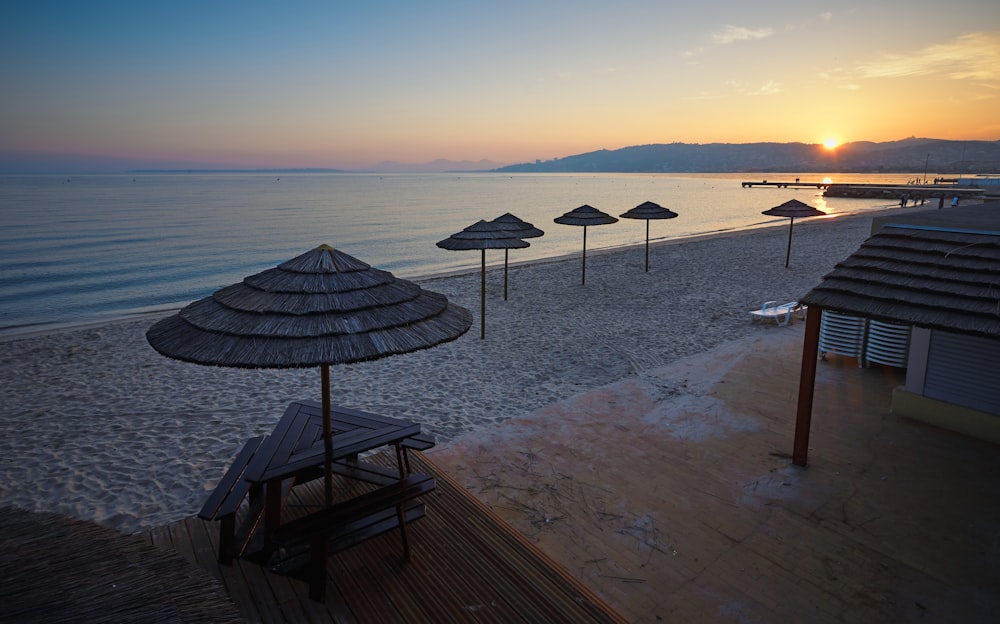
[[750, 301, 805, 326]]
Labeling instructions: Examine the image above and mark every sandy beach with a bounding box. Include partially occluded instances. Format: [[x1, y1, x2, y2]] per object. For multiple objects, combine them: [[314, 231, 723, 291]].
[[0, 209, 894, 534]]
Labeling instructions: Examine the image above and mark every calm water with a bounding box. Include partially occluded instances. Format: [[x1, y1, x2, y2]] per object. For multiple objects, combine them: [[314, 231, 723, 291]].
[[0, 171, 919, 334]]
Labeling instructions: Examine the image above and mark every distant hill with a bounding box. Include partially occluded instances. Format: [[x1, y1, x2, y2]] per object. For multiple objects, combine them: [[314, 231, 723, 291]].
[[495, 138, 1000, 174]]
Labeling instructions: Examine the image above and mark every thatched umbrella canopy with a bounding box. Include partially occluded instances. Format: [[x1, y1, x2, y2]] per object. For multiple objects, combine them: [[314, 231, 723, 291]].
[[554, 204, 619, 285], [619, 200, 679, 272], [146, 244, 471, 504], [491, 213, 545, 300], [762, 199, 826, 268], [437, 220, 529, 339]]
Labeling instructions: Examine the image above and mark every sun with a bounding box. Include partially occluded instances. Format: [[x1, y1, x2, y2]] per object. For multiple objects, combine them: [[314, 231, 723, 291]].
[[823, 137, 840, 150]]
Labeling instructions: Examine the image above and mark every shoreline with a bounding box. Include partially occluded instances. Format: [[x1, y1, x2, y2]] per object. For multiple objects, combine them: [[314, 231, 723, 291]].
[[0, 207, 893, 342], [0, 207, 905, 533]]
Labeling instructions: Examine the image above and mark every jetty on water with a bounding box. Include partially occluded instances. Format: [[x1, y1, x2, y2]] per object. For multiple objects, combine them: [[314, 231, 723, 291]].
[[742, 180, 988, 201], [741, 180, 830, 189]]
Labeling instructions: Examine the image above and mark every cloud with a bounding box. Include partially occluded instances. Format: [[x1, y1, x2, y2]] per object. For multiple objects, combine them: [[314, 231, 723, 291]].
[[857, 32, 1000, 82], [721, 79, 783, 97], [749, 80, 783, 96], [710, 25, 775, 45], [820, 12, 833, 22]]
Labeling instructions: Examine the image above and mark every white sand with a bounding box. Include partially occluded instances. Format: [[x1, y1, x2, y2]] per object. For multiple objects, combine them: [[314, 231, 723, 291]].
[[0, 210, 896, 534]]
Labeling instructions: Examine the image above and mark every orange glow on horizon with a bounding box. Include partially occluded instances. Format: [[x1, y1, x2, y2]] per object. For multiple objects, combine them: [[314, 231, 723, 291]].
[[823, 138, 840, 150]]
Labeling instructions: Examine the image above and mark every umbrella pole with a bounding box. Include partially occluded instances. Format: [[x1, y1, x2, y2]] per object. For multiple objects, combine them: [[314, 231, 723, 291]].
[[581, 226, 588, 286], [645, 220, 650, 272], [503, 249, 509, 301], [322, 364, 333, 506], [785, 217, 794, 268], [480, 249, 486, 339]]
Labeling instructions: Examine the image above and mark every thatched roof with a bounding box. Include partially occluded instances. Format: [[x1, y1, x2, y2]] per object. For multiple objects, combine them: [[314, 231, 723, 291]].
[[800, 225, 1000, 338], [492, 212, 545, 238], [762, 199, 825, 218], [146, 245, 472, 368], [436, 220, 531, 251], [0, 507, 242, 623], [554, 204, 619, 226], [620, 200, 678, 220]]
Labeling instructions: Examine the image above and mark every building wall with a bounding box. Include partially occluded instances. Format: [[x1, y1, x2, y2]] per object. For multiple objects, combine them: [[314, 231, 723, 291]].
[[896, 328, 1000, 443]]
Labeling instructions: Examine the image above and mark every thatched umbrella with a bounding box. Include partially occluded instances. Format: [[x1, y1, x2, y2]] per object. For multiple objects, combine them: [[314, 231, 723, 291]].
[[619, 200, 679, 272], [762, 199, 826, 268], [491, 212, 544, 300], [554, 204, 618, 285], [437, 220, 529, 339], [146, 245, 471, 505]]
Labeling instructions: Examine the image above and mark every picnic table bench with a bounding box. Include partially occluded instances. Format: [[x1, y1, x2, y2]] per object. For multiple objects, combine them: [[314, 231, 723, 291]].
[[198, 400, 436, 566], [197, 435, 267, 564], [268, 473, 437, 601]]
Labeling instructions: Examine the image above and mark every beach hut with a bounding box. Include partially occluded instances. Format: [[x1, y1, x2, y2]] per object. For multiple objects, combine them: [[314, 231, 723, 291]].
[[619, 201, 678, 272], [791, 203, 1000, 466], [437, 220, 529, 339], [554, 205, 618, 285], [146, 245, 471, 504]]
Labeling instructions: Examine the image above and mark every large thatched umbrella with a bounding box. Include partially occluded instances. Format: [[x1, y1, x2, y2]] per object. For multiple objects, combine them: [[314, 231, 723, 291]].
[[437, 220, 529, 339], [619, 200, 679, 272], [491, 213, 544, 300], [146, 245, 472, 505], [554, 204, 618, 285], [762, 199, 826, 268]]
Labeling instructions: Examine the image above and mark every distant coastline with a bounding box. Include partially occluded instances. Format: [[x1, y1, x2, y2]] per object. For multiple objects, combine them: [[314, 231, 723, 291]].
[[125, 168, 350, 174], [493, 137, 1000, 175]]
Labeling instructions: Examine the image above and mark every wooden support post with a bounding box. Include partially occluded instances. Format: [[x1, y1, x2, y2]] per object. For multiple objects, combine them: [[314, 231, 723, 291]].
[[793, 305, 822, 466]]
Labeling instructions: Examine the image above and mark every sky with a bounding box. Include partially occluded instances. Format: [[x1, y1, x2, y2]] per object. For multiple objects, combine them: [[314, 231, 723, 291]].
[[2, 0, 999, 172]]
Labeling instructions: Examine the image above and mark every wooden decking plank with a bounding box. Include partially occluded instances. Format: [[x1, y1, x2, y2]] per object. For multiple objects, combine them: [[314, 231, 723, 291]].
[[183, 518, 225, 581], [400, 521, 520, 623], [431, 498, 571, 622], [398, 469, 575, 622], [413, 452, 627, 623], [399, 490, 534, 622], [148, 448, 625, 624], [337, 530, 466, 624], [199, 516, 265, 623]]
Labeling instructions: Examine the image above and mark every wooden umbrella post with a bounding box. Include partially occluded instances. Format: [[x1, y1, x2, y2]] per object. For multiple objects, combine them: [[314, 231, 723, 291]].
[[503, 249, 509, 301], [321, 363, 333, 506], [644, 220, 650, 272], [480, 249, 486, 339], [581, 226, 588, 286], [785, 217, 795, 268]]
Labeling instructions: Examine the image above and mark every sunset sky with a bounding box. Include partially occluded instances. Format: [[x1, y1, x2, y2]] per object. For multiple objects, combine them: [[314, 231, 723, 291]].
[[2, 1, 999, 171]]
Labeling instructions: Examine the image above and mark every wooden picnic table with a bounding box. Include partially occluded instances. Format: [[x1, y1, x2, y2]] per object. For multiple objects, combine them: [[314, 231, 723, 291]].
[[240, 400, 429, 557]]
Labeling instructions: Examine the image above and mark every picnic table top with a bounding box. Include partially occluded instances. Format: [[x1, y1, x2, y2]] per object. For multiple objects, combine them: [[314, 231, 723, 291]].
[[247, 400, 423, 483]]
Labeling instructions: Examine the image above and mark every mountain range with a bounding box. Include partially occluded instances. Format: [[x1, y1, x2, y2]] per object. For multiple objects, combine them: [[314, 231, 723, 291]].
[[494, 138, 1000, 175]]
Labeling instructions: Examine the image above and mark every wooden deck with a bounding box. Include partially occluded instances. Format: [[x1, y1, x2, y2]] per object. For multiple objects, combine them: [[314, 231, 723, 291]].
[[146, 451, 626, 623]]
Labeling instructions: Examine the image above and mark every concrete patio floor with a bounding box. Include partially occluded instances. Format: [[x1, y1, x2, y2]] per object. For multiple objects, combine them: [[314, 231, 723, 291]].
[[427, 322, 1000, 623]]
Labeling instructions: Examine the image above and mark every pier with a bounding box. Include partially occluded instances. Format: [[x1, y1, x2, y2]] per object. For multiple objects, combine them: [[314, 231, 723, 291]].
[[741, 180, 830, 189], [823, 183, 985, 200], [742, 180, 987, 201]]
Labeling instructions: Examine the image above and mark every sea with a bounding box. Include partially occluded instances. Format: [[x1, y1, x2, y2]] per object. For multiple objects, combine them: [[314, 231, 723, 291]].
[[0, 171, 924, 335]]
